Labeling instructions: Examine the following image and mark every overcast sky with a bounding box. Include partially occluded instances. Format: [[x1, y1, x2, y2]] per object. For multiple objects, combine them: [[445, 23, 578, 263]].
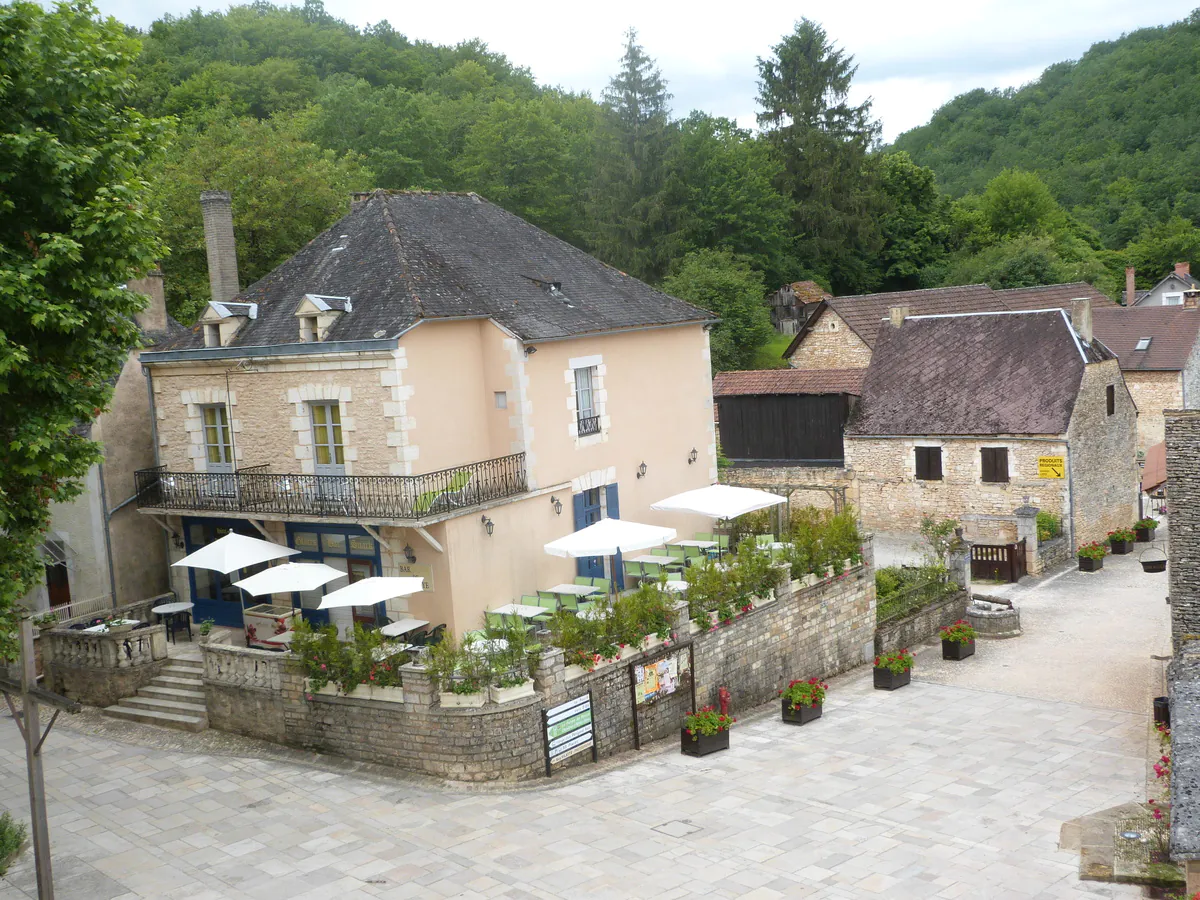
[[101, 0, 1196, 141]]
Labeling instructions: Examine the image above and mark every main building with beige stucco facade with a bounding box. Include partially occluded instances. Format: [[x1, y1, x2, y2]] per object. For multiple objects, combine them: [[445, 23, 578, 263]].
[[136, 191, 718, 638]]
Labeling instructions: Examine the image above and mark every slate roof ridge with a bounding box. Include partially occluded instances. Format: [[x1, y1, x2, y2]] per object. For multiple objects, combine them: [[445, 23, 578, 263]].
[[373, 190, 425, 319]]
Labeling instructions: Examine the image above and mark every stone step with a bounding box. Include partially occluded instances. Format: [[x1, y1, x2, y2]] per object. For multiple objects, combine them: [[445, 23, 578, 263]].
[[121, 695, 208, 716], [152, 675, 204, 689], [102, 704, 207, 732], [161, 664, 203, 678], [166, 658, 203, 670], [138, 684, 205, 703]]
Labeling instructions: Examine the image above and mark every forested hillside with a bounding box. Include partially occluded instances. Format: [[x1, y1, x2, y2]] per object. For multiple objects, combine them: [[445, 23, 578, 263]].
[[894, 12, 1200, 254]]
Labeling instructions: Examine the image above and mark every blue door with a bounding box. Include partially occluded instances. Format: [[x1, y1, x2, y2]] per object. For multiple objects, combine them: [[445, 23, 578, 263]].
[[182, 518, 267, 627], [574, 488, 604, 580]]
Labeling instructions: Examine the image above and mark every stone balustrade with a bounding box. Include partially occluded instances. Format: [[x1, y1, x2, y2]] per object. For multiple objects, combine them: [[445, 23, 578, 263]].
[[42, 622, 169, 707], [204, 643, 286, 692]]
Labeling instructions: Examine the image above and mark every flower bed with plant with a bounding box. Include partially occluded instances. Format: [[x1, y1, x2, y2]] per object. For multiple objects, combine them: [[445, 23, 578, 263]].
[[1036, 511, 1062, 543], [1108, 527, 1136, 544], [292, 619, 408, 696], [426, 616, 542, 699], [939, 620, 976, 644], [780, 677, 827, 709], [683, 706, 735, 738], [1077, 541, 1107, 560], [1135, 517, 1158, 532], [549, 580, 676, 673], [875, 649, 914, 674], [683, 540, 783, 630]]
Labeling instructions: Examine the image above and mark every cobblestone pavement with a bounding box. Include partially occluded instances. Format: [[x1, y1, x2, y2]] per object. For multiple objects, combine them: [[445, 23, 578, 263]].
[[0, 558, 1160, 899]]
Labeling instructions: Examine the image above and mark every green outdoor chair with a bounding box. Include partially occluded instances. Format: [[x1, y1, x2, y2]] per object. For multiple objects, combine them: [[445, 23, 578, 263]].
[[624, 561, 644, 583], [574, 576, 594, 587], [522, 594, 545, 607], [559, 594, 579, 611], [537, 590, 558, 603], [642, 562, 663, 579], [695, 532, 715, 543], [756, 534, 776, 548], [666, 546, 687, 562], [592, 578, 611, 594], [683, 544, 704, 559], [717, 535, 730, 549], [485, 611, 508, 630]]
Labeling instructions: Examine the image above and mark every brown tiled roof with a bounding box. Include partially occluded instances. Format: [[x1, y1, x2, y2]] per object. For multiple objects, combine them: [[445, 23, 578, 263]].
[[822, 284, 1006, 350], [847, 310, 1112, 436], [791, 281, 831, 303], [995, 282, 1119, 311], [1091, 306, 1200, 371], [713, 368, 865, 397]]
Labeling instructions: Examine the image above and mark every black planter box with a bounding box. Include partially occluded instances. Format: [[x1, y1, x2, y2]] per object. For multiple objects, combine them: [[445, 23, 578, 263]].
[[1136, 527, 1157, 543], [781, 699, 823, 725], [1078, 556, 1103, 572], [1109, 539, 1133, 555], [681, 727, 730, 756], [942, 639, 975, 660], [1154, 695, 1170, 727], [873, 667, 911, 690]]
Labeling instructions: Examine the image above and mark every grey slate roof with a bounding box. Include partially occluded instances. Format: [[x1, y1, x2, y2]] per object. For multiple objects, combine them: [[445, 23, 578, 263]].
[[155, 191, 713, 351], [1171, 644, 1200, 858], [846, 310, 1113, 436]]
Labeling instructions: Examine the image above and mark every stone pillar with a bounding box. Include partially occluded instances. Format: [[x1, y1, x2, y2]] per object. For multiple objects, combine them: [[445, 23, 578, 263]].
[[861, 532, 875, 575], [947, 527, 972, 597], [534, 647, 567, 704], [1168, 410, 1200, 649], [670, 599, 690, 639], [1014, 504, 1040, 575], [399, 663, 434, 709]]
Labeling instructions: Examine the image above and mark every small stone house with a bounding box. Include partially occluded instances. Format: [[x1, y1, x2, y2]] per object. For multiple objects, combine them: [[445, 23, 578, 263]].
[[781, 282, 1117, 371], [1129, 261, 1200, 306], [1090, 305, 1200, 456], [844, 304, 1138, 550]]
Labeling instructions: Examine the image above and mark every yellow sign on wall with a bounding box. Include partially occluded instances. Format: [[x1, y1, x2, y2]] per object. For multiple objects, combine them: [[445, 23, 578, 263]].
[[1038, 456, 1065, 479]]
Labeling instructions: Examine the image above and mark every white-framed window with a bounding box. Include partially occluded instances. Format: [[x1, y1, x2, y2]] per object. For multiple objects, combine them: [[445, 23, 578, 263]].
[[1164, 292, 1184, 306], [204, 323, 221, 347], [575, 366, 599, 436], [1135, 337, 1152, 351], [309, 401, 345, 475], [201, 404, 233, 473], [494, 391, 508, 410]]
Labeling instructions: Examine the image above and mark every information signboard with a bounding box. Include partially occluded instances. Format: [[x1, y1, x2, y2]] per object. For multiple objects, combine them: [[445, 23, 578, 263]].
[[542, 691, 596, 776], [1038, 456, 1065, 479]]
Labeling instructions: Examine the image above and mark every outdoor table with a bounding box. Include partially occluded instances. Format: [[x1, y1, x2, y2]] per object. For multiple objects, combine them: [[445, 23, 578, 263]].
[[545, 583, 600, 598], [466, 638, 509, 653], [372, 642, 413, 661], [151, 601, 195, 644], [673, 540, 717, 549], [380, 617, 430, 638], [259, 630, 294, 650], [663, 580, 688, 593], [82, 619, 140, 634], [576, 607, 608, 620], [492, 604, 546, 618], [629, 554, 679, 566]]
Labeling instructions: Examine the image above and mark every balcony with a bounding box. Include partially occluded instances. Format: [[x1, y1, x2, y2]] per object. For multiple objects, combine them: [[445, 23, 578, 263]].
[[577, 414, 601, 437], [134, 453, 528, 521]]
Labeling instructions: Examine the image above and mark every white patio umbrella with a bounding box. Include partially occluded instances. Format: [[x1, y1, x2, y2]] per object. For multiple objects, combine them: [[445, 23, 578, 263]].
[[171, 531, 298, 574], [317, 576, 425, 610], [233, 562, 346, 596], [651, 484, 786, 519], [543, 518, 677, 558]]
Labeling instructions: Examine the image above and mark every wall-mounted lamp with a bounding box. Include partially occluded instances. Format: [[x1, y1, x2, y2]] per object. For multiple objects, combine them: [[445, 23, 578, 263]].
[[524, 346, 537, 357], [550, 495, 563, 515], [481, 514, 494, 536], [688, 447, 698, 465], [403, 544, 416, 564], [637, 461, 647, 479]]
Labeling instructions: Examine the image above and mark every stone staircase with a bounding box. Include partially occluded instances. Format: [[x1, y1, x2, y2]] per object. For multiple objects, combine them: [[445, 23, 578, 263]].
[[102, 658, 208, 732]]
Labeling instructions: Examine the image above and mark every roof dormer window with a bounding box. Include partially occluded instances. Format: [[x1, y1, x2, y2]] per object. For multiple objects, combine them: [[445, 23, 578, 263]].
[[1135, 337, 1152, 351], [294, 294, 351, 343], [204, 323, 221, 347], [199, 300, 257, 347]]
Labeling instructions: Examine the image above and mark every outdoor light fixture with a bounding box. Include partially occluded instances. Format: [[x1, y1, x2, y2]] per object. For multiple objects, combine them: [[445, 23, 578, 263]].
[[403, 544, 416, 564], [688, 447, 698, 465], [550, 495, 563, 515], [481, 515, 494, 536], [524, 345, 537, 357], [637, 461, 648, 479]]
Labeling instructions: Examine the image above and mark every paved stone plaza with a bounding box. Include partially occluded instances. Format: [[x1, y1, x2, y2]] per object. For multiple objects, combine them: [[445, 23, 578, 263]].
[[0, 547, 1168, 899]]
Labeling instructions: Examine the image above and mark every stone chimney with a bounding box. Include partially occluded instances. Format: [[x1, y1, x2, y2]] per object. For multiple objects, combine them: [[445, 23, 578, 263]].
[[200, 190, 240, 305], [126, 269, 167, 333], [1126, 266, 1136, 306], [351, 191, 375, 211], [888, 305, 910, 329], [1186, 290, 1200, 310], [1177, 261, 1192, 279], [1070, 298, 1093, 344]]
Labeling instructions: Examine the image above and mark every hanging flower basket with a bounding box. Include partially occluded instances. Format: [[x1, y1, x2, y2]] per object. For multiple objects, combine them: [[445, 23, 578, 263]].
[[1140, 547, 1167, 574]]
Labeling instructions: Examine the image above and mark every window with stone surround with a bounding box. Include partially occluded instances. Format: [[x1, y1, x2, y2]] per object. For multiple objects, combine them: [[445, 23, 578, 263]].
[[1107, 385, 1115, 416], [201, 404, 233, 473], [914, 446, 942, 481], [309, 401, 345, 475], [575, 365, 599, 436], [980, 447, 1009, 484]]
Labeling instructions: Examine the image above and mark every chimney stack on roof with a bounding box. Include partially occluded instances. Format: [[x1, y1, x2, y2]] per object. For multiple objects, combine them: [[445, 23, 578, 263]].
[[200, 190, 240, 305], [1070, 298, 1093, 344], [888, 306, 909, 329], [1177, 261, 1192, 278], [1185, 290, 1200, 310], [126, 269, 167, 333], [1126, 266, 1136, 306], [350, 191, 374, 211]]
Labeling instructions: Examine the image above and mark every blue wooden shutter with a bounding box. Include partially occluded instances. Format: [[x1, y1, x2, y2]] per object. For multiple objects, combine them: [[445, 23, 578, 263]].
[[605, 483, 623, 590], [573, 493, 589, 578]]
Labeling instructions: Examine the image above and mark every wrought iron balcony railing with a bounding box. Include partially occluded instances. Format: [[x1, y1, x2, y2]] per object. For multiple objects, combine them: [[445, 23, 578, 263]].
[[577, 414, 601, 436], [135, 453, 528, 520]]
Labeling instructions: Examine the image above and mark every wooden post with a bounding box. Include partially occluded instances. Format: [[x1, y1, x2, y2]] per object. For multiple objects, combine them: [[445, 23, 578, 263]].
[[20, 618, 53, 899]]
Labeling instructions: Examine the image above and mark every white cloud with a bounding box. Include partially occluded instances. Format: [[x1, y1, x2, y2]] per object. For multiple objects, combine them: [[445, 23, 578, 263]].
[[102, 0, 1196, 141]]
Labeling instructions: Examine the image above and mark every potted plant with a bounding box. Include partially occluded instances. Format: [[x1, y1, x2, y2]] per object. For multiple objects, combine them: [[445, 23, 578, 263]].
[[1107, 527, 1136, 555], [1135, 518, 1158, 543], [681, 706, 735, 756], [103, 614, 134, 635], [873, 649, 913, 690], [779, 677, 827, 725], [1077, 541, 1107, 572], [939, 620, 977, 661], [489, 672, 535, 704], [32, 612, 58, 632], [197, 618, 215, 645]]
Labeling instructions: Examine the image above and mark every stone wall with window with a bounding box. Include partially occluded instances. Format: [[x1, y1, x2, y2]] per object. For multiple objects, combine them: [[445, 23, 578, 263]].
[[844, 436, 1071, 541], [785, 310, 873, 370], [1124, 370, 1184, 457]]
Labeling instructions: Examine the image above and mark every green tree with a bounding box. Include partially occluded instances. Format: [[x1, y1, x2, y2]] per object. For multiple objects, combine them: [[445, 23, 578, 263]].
[[874, 152, 950, 290], [590, 28, 676, 279], [151, 109, 373, 322], [1123, 216, 1200, 286], [756, 19, 882, 293], [662, 250, 773, 372], [979, 168, 1067, 239], [941, 235, 1074, 289], [0, 1, 167, 658]]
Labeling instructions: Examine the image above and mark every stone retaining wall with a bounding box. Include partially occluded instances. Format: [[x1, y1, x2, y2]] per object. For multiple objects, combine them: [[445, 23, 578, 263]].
[[1038, 536, 1073, 574], [874, 591, 970, 655], [202, 554, 877, 782]]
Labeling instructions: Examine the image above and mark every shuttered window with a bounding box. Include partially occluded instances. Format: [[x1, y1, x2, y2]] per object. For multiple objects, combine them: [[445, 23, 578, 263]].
[[914, 446, 942, 481], [981, 447, 1009, 483]]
